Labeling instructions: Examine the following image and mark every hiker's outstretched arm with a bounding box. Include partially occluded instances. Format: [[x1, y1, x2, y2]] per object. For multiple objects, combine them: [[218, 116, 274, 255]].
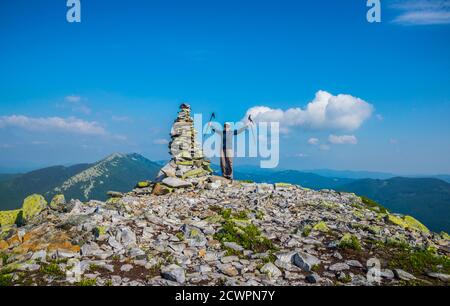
[[234, 123, 250, 135]]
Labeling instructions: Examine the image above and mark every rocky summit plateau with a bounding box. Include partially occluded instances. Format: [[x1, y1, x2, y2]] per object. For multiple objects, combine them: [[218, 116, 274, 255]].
[[0, 177, 449, 286], [0, 105, 449, 287]]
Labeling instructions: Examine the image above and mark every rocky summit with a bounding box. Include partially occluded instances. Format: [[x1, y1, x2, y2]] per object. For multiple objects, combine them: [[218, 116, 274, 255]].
[[0, 177, 449, 286], [0, 105, 449, 287]]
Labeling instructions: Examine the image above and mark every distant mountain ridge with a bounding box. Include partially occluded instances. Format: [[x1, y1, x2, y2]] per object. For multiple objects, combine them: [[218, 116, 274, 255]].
[[0, 153, 160, 210], [1, 155, 449, 232], [338, 177, 450, 233]]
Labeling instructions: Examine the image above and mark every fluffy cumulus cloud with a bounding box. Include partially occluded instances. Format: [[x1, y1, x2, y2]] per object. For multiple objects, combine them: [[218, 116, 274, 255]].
[[328, 134, 358, 145], [244, 90, 374, 132], [391, 0, 450, 25], [308, 137, 320, 145], [0, 115, 106, 135]]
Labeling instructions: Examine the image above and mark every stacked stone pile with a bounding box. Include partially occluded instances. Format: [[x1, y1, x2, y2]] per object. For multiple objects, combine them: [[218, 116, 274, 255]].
[[152, 104, 213, 194]]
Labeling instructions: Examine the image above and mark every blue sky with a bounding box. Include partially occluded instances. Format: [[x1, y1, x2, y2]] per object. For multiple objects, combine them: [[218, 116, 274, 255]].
[[0, 0, 449, 174]]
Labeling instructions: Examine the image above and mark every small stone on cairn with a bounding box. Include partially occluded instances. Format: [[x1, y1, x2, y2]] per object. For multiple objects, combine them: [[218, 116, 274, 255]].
[[153, 103, 213, 194]]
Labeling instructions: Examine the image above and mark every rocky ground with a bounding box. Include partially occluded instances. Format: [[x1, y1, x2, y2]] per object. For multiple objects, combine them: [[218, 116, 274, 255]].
[[1, 176, 449, 286]]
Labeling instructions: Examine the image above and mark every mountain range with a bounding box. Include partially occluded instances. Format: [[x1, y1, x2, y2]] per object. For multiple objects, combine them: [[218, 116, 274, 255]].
[[0, 153, 449, 233], [0, 153, 160, 211]]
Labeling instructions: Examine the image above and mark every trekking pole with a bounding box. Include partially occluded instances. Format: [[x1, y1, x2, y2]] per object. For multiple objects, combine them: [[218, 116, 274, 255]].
[[248, 115, 257, 145], [203, 112, 216, 138]]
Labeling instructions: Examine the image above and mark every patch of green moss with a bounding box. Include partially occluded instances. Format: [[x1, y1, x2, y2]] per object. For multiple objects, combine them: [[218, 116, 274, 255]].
[[340, 274, 352, 283], [302, 225, 312, 237], [338, 233, 362, 251], [312, 221, 329, 233], [220, 208, 232, 220], [0, 273, 13, 286], [175, 232, 184, 241], [0, 252, 9, 265], [360, 196, 388, 214], [75, 278, 97, 286], [311, 264, 321, 273], [253, 210, 264, 220], [204, 215, 223, 224], [40, 263, 65, 278], [224, 247, 243, 257], [388, 248, 450, 275], [214, 221, 277, 253], [385, 237, 410, 250], [262, 251, 277, 264]]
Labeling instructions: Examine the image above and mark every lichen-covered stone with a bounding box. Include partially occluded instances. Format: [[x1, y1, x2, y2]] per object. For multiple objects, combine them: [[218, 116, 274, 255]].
[[386, 214, 430, 234], [182, 168, 207, 178], [275, 183, 293, 188], [386, 214, 409, 228], [441, 232, 450, 240], [0, 209, 22, 227], [136, 181, 151, 188], [403, 216, 430, 234], [93, 226, 107, 237], [312, 221, 329, 233], [21, 194, 47, 223], [152, 183, 173, 196], [50, 194, 66, 210]]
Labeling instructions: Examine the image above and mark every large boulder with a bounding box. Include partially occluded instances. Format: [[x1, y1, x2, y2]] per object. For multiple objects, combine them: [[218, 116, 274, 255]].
[[0, 209, 23, 228], [293, 251, 321, 272], [386, 214, 430, 234], [50, 194, 66, 211], [22, 194, 47, 223], [152, 183, 173, 196], [161, 264, 186, 284]]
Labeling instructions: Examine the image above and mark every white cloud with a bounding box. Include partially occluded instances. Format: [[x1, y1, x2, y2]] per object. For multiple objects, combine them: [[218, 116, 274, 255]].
[[391, 0, 450, 25], [328, 134, 358, 145], [244, 90, 374, 132], [153, 138, 169, 145], [60, 95, 91, 115], [0, 115, 106, 135], [308, 137, 320, 145]]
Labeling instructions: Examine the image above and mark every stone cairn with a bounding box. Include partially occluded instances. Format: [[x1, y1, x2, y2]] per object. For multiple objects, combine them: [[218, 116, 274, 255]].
[[153, 104, 213, 194]]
